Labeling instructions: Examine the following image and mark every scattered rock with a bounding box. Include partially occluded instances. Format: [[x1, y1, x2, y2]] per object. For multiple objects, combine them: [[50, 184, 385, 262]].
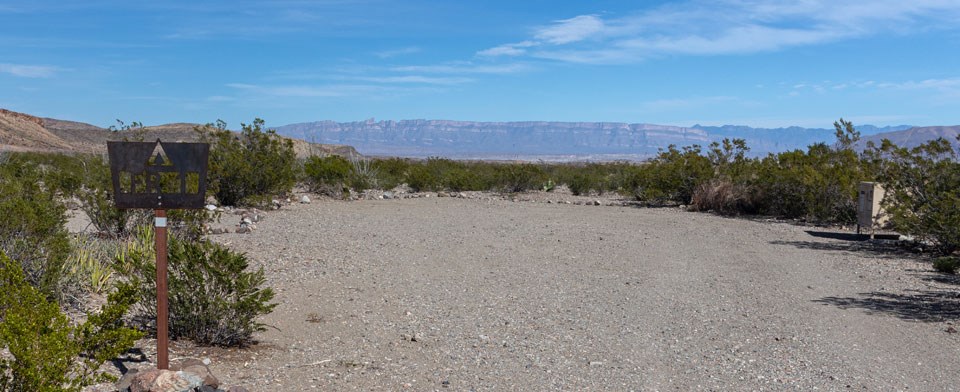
[[271, 199, 282, 210], [236, 226, 252, 234], [172, 359, 220, 389], [300, 195, 311, 204], [127, 368, 204, 392], [204, 204, 217, 211], [437, 192, 449, 197], [383, 191, 396, 199], [947, 326, 957, 334], [593, 200, 602, 206]]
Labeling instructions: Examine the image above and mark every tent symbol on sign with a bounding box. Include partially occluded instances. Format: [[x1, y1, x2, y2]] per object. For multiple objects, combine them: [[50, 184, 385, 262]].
[[148, 142, 174, 167]]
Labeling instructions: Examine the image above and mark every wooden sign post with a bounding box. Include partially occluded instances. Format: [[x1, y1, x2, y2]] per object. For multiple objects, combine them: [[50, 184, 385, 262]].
[[107, 140, 209, 369]]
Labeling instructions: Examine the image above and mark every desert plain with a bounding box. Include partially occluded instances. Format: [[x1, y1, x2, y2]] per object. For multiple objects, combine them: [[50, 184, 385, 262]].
[[98, 192, 959, 391]]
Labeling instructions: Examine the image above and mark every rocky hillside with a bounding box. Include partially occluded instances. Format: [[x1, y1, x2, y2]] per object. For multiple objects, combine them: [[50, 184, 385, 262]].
[[0, 109, 358, 158]]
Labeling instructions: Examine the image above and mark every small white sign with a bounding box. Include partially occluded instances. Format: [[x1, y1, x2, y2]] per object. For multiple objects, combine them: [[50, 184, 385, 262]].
[[155, 217, 168, 228]]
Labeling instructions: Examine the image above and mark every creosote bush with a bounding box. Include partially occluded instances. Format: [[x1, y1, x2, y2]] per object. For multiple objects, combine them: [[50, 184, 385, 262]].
[[869, 136, 960, 254], [0, 157, 71, 298], [933, 257, 960, 274], [201, 119, 297, 207], [118, 227, 276, 347], [0, 252, 142, 392]]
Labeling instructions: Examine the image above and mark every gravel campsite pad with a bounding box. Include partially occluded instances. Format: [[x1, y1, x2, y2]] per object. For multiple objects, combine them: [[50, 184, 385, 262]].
[[168, 195, 958, 390]]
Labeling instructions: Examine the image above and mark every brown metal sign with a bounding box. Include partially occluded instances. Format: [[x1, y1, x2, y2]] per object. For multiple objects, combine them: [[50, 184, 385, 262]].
[[107, 140, 210, 209]]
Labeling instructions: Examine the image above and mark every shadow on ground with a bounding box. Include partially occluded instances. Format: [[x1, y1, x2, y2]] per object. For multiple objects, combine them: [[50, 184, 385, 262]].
[[770, 230, 916, 259], [815, 288, 960, 322]]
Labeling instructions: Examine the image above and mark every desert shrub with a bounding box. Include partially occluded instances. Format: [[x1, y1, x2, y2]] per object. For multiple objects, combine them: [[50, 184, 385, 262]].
[[303, 155, 351, 196], [566, 171, 603, 196], [72, 155, 147, 237], [118, 227, 276, 347], [0, 159, 71, 298], [404, 158, 447, 192], [933, 257, 960, 274], [869, 137, 960, 254], [633, 145, 713, 205], [201, 119, 297, 207], [348, 156, 379, 191], [371, 157, 411, 190], [495, 163, 546, 193], [690, 178, 757, 215], [0, 252, 142, 392], [443, 167, 486, 192]]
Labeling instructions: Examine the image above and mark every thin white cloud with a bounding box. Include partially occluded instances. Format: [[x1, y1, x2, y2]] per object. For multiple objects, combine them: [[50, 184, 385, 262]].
[[478, 0, 960, 63], [476, 41, 538, 57], [534, 15, 605, 44], [375, 46, 421, 59], [392, 62, 532, 74], [0, 63, 59, 78], [354, 75, 474, 85]]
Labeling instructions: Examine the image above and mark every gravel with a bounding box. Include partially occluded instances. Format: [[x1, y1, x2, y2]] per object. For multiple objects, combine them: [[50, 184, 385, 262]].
[[136, 193, 959, 390]]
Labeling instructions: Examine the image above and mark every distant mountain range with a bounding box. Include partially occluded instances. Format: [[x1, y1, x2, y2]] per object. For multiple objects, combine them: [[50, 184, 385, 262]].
[[274, 119, 931, 160], [2, 108, 958, 161]]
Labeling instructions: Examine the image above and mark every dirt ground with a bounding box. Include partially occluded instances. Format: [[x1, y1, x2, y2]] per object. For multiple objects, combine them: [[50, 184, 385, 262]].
[[104, 193, 959, 391]]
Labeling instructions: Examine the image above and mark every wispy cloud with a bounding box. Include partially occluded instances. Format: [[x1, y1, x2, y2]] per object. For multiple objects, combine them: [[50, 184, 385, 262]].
[[375, 46, 421, 59], [478, 1, 960, 63], [353, 75, 473, 85], [0, 63, 59, 78], [788, 77, 960, 95], [392, 62, 532, 74], [534, 15, 605, 45], [227, 83, 357, 97]]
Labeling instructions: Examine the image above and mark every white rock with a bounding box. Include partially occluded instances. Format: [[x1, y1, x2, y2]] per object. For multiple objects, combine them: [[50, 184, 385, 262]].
[[300, 195, 311, 204], [204, 204, 217, 211]]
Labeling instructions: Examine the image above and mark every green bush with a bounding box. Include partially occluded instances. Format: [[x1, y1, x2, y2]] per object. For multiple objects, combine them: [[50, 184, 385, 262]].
[[73, 155, 146, 237], [118, 227, 276, 347], [933, 257, 960, 274], [870, 137, 960, 254], [0, 252, 142, 392], [0, 158, 71, 298], [371, 157, 411, 190], [303, 155, 352, 196], [201, 119, 297, 207], [496, 163, 546, 193], [634, 145, 713, 205]]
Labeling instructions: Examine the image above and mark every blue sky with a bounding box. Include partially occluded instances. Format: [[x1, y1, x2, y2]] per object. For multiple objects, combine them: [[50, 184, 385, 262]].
[[2, 0, 960, 129]]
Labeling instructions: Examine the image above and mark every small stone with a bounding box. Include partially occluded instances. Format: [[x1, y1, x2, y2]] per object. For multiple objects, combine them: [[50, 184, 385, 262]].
[[240, 217, 253, 225], [412, 332, 423, 342], [458, 192, 467, 198], [947, 326, 957, 334], [204, 204, 217, 211], [236, 226, 252, 234], [593, 200, 602, 206], [300, 195, 311, 204], [437, 192, 448, 197], [383, 191, 395, 199], [228, 387, 251, 392]]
